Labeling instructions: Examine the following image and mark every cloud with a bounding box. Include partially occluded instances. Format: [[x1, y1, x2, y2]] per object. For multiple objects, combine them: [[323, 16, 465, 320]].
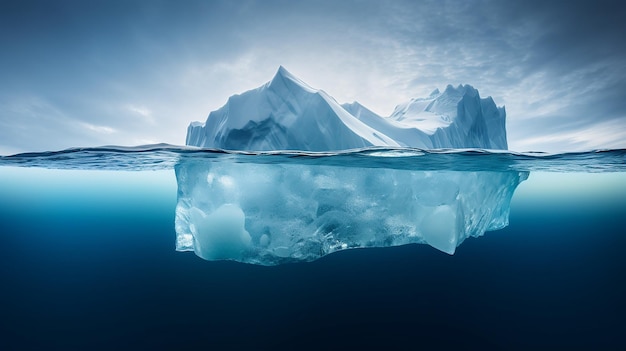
[[80, 122, 116, 135], [0, 96, 109, 152], [126, 104, 154, 123], [0, 0, 624, 153], [512, 118, 626, 151]]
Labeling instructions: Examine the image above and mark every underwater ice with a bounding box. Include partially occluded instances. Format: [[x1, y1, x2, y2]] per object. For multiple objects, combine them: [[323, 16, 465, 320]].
[[175, 161, 527, 265]]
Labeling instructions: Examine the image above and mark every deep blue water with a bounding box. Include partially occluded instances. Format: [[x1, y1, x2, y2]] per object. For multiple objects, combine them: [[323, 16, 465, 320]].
[[0, 147, 625, 350]]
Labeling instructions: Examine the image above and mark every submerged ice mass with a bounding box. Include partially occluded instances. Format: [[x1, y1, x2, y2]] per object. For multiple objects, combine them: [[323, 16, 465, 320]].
[[189, 204, 251, 261], [178, 66, 519, 264], [175, 159, 527, 264]]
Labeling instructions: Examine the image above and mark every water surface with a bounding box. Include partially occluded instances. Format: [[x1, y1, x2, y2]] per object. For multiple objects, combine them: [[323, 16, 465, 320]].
[[0, 146, 624, 349]]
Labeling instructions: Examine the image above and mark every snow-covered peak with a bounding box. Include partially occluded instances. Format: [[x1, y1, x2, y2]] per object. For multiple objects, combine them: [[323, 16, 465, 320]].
[[389, 83, 507, 148], [186, 67, 508, 151], [268, 66, 317, 93], [186, 66, 401, 151]]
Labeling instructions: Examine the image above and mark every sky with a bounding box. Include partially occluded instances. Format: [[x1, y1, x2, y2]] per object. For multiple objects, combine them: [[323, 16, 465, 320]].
[[1, 0, 625, 154]]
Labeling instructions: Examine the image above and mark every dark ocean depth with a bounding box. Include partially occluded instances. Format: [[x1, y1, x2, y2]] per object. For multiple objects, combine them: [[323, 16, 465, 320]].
[[0, 148, 625, 350]]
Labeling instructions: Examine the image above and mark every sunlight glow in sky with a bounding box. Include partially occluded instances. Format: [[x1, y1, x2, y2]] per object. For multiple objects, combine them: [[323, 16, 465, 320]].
[[1, 0, 625, 154]]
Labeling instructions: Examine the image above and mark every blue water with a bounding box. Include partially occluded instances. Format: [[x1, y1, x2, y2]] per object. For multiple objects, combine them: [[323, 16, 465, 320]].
[[0, 147, 625, 350]]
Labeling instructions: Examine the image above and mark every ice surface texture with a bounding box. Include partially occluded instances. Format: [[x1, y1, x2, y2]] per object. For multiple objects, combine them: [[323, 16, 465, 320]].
[[175, 159, 527, 264], [186, 66, 507, 151]]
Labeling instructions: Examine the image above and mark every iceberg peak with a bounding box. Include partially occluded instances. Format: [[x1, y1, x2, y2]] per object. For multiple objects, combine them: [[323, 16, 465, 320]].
[[275, 65, 294, 79], [269, 65, 316, 93], [186, 66, 401, 151], [186, 67, 508, 151], [389, 83, 507, 149]]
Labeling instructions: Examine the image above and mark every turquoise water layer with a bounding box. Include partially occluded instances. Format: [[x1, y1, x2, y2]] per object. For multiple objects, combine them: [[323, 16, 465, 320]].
[[0, 147, 624, 349]]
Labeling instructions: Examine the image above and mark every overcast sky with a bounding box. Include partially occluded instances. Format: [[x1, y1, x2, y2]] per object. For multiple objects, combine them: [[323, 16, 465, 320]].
[[1, 0, 625, 154]]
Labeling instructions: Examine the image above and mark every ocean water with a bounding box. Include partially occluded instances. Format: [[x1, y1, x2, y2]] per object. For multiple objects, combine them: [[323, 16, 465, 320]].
[[0, 146, 625, 350]]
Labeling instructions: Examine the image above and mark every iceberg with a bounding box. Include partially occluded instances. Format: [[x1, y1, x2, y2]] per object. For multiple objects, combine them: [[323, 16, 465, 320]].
[[186, 66, 507, 151], [178, 67, 520, 264], [175, 159, 527, 264]]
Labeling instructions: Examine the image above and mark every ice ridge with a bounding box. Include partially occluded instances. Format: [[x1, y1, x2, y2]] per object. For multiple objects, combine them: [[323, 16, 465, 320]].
[[186, 66, 507, 151]]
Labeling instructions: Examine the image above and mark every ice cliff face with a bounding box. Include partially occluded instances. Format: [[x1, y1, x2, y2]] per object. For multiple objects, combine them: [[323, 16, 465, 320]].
[[186, 66, 507, 151], [388, 85, 507, 149]]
